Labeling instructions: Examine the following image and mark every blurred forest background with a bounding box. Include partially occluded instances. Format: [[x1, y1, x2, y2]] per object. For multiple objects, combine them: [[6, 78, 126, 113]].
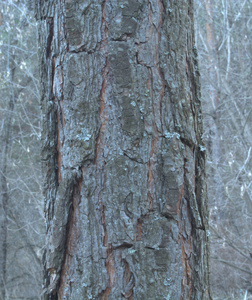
[[0, 0, 251, 299]]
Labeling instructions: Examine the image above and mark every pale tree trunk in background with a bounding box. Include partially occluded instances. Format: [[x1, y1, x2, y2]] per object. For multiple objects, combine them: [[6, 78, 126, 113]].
[[204, 0, 223, 209], [36, 0, 211, 299], [205, 0, 219, 111], [0, 109, 9, 300], [0, 61, 15, 300], [0, 135, 8, 300]]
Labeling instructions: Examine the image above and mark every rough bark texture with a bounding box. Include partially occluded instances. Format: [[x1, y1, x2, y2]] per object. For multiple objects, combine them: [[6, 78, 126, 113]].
[[36, 0, 211, 299]]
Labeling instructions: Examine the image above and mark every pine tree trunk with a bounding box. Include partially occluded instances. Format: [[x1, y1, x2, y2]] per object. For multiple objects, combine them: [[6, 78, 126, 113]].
[[36, 0, 212, 299]]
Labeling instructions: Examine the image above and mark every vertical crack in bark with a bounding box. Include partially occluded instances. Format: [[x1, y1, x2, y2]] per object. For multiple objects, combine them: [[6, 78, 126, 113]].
[[121, 259, 135, 299], [194, 146, 205, 230], [50, 54, 61, 189], [179, 156, 193, 299], [185, 49, 199, 144], [156, 0, 165, 132], [180, 240, 193, 299], [95, 0, 109, 166], [58, 176, 82, 300], [147, 138, 157, 211], [51, 56, 56, 97], [56, 95, 65, 186], [101, 242, 116, 300], [147, 0, 165, 212], [46, 17, 54, 58], [97, 2, 116, 298], [136, 218, 143, 241], [95, 55, 109, 166], [56, 108, 62, 183]]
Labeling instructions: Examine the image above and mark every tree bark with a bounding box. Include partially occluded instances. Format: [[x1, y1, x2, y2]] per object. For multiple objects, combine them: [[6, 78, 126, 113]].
[[36, 0, 211, 299]]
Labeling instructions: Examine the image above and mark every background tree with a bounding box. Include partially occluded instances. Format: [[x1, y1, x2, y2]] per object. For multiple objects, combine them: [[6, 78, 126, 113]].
[[36, 0, 211, 299], [0, 1, 44, 298], [195, 0, 252, 298]]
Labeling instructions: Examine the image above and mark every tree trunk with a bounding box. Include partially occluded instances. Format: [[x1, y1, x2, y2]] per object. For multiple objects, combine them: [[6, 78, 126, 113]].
[[36, 0, 211, 299], [0, 57, 15, 300], [204, 0, 223, 210]]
